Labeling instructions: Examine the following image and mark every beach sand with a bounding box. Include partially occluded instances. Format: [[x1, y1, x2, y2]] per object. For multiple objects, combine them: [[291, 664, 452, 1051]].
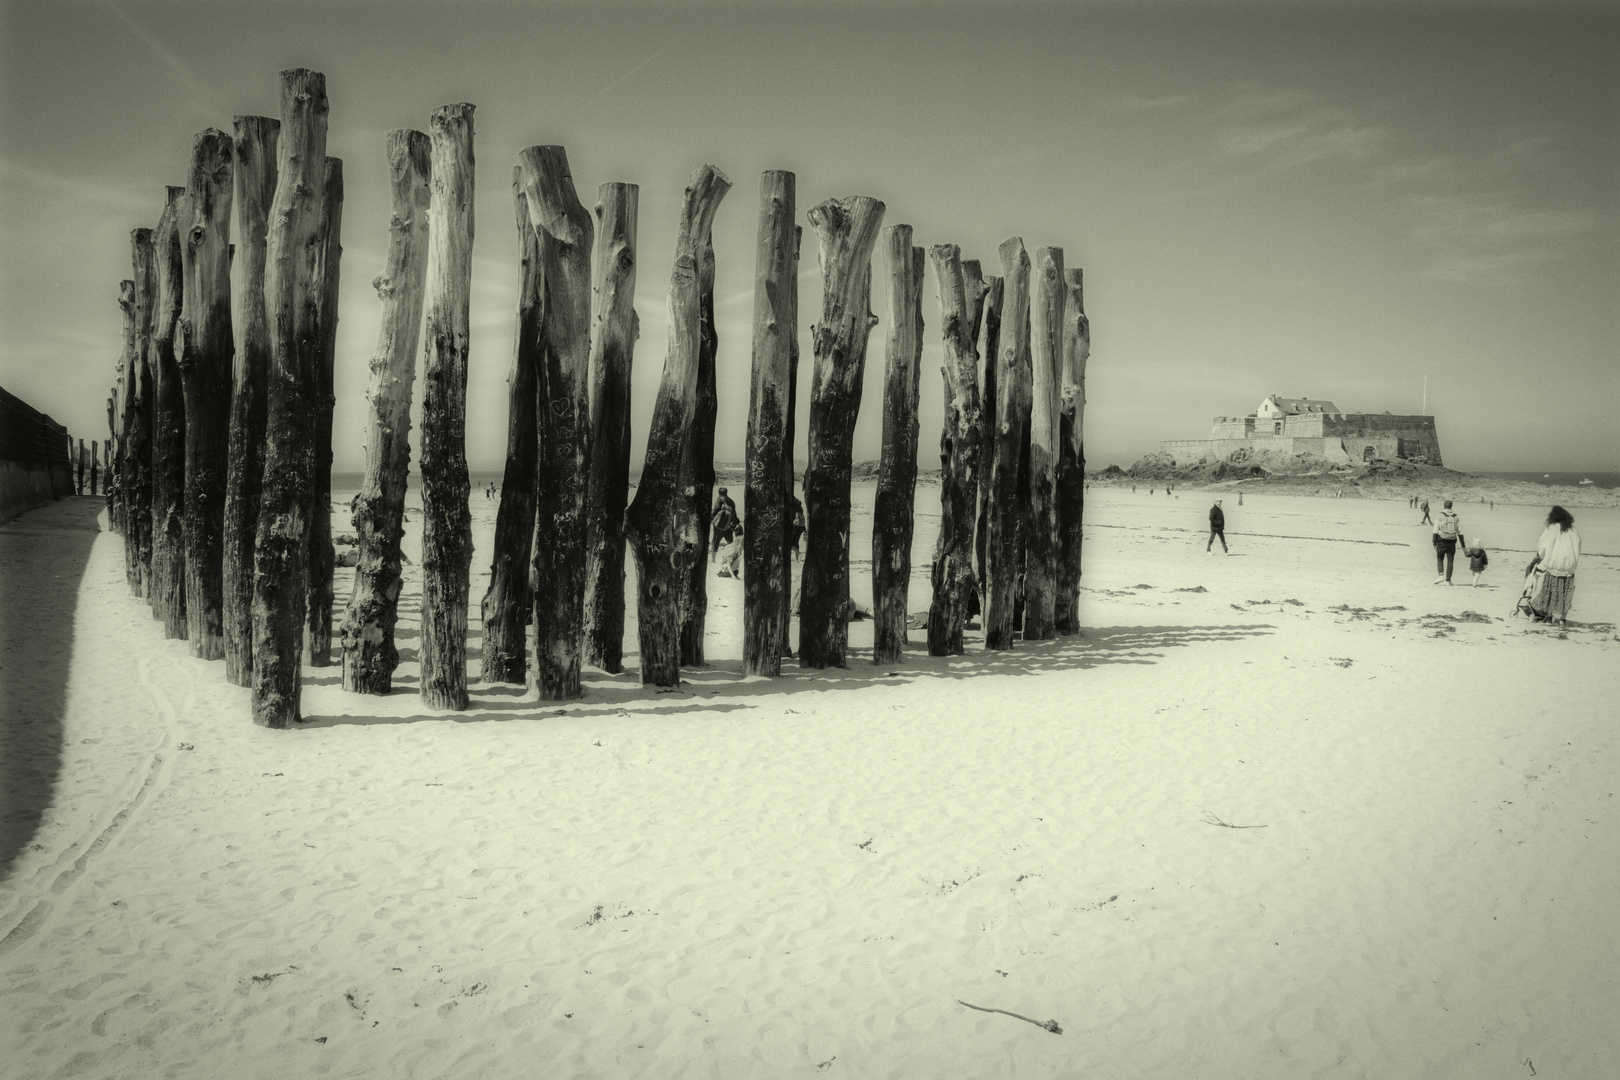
[[2, 486, 1616, 1079]]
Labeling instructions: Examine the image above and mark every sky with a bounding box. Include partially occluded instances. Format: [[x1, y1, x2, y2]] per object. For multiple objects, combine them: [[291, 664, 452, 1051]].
[[1, 0, 1615, 475]]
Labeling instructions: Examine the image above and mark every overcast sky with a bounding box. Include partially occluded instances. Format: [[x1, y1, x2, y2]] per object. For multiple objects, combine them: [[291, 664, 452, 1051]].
[[2, 0, 1615, 474]]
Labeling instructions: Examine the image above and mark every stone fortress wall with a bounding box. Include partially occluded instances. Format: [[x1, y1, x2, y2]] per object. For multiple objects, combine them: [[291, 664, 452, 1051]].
[[1161, 395, 1443, 468]]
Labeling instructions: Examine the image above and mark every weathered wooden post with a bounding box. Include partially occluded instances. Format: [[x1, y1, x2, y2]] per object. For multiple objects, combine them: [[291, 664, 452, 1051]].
[[583, 181, 639, 674], [419, 103, 476, 712], [925, 245, 983, 655], [519, 145, 593, 701], [872, 225, 924, 664], [342, 129, 431, 695], [149, 186, 188, 639], [306, 157, 344, 665], [973, 275, 1002, 594], [178, 128, 234, 659], [480, 168, 542, 685], [799, 195, 885, 669], [224, 118, 277, 681], [984, 238, 1031, 650], [112, 281, 133, 549], [742, 170, 794, 676], [76, 439, 85, 494], [1055, 267, 1089, 636], [680, 237, 718, 667], [128, 228, 156, 595], [90, 439, 99, 495], [1022, 245, 1065, 641], [779, 226, 802, 660], [252, 69, 329, 728], [624, 164, 731, 687]]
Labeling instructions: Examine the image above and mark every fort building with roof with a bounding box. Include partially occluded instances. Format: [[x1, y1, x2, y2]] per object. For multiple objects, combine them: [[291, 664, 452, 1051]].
[[1161, 394, 1443, 467]]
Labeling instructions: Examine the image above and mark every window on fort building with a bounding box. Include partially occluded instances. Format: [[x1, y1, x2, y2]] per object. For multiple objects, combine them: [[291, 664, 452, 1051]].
[[1273, 421, 1282, 435]]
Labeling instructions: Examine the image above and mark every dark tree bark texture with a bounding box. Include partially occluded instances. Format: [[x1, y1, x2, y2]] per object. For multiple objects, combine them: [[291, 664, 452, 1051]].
[[306, 157, 343, 665], [973, 275, 1002, 601], [872, 225, 924, 664], [680, 237, 718, 668], [925, 246, 983, 656], [149, 187, 188, 639], [984, 238, 1030, 651], [127, 230, 156, 599]]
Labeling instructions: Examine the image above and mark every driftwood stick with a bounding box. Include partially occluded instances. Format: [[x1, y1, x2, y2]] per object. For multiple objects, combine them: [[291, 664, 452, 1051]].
[[680, 236, 718, 667], [799, 194, 885, 669], [178, 128, 234, 659], [341, 129, 431, 695], [624, 164, 731, 687], [223, 117, 276, 681], [872, 225, 924, 664], [480, 167, 542, 685], [925, 245, 983, 656], [419, 103, 476, 712], [520, 144, 594, 701], [583, 181, 639, 674], [1056, 267, 1089, 636], [306, 157, 344, 665], [1022, 245, 1064, 641], [984, 239, 1030, 651], [252, 69, 328, 728], [743, 170, 795, 677]]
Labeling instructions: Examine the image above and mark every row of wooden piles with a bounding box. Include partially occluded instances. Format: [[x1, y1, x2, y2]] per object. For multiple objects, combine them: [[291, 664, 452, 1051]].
[[101, 68, 1090, 730]]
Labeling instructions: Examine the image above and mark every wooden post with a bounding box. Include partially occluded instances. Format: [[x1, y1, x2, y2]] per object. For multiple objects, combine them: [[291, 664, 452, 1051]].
[[419, 103, 476, 712], [984, 238, 1031, 650], [1022, 246, 1064, 641], [127, 229, 156, 596], [624, 164, 731, 687], [480, 168, 542, 685], [112, 280, 134, 548], [306, 157, 343, 665], [742, 170, 794, 676], [872, 225, 924, 664], [925, 245, 984, 655], [519, 145, 593, 701], [252, 69, 329, 728], [583, 181, 639, 675], [1055, 267, 1089, 636], [680, 236, 718, 667], [799, 195, 885, 669], [973, 275, 1002, 596], [91, 439, 99, 496], [149, 186, 188, 639], [342, 129, 431, 695], [224, 117, 277, 682], [779, 226, 802, 660], [76, 439, 85, 494]]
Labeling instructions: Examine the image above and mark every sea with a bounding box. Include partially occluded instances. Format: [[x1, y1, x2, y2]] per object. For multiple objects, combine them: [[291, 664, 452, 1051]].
[[1479, 471, 1620, 491]]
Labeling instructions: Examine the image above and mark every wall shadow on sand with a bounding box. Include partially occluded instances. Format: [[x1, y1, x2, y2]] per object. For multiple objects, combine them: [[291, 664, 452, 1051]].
[[1, 498, 104, 880]]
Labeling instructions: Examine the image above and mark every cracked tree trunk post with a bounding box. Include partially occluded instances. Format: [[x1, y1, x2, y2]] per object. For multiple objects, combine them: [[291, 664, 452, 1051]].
[[112, 280, 133, 553], [926, 245, 984, 656], [973, 274, 1002, 603], [306, 157, 343, 666], [1056, 267, 1090, 636], [872, 225, 923, 665], [76, 439, 85, 494], [1023, 245, 1065, 641], [178, 128, 234, 659], [252, 69, 328, 728], [583, 181, 639, 675], [150, 186, 188, 639], [985, 238, 1031, 650], [680, 237, 718, 667], [520, 145, 593, 701], [341, 129, 431, 694], [624, 164, 730, 687], [799, 195, 885, 669], [224, 116, 276, 682], [742, 170, 794, 677], [779, 225, 802, 660], [480, 168, 542, 685], [419, 103, 476, 712], [127, 230, 156, 598]]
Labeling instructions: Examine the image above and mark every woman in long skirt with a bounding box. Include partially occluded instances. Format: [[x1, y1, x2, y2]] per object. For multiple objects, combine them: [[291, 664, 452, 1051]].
[[1527, 505, 1581, 626]]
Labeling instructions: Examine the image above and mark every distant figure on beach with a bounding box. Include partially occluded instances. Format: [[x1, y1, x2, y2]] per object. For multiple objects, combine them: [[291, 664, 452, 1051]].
[[1524, 506, 1581, 626], [711, 487, 739, 572], [789, 492, 805, 559], [1464, 537, 1489, 587], [1207, 500, 1227, 554], [1419, 498, 1432, 525], [1237, 490, 1243, 506], [1432, 499, 1463, 585]]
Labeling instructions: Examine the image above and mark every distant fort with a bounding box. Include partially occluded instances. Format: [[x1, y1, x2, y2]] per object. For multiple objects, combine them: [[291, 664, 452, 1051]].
[[1162, 394, 1443, 467]]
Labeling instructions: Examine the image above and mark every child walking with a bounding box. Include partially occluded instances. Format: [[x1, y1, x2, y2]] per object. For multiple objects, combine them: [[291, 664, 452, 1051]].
[[1465, 537, 1489, 587]]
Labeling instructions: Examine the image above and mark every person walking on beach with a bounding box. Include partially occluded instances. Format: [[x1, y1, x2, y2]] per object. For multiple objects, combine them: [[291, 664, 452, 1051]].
[[1432, 499, 1463, 584], [1419, 498, 1432, 525], [789, 492, 805, 559], [1207, 499, 1227, 554], [1524, 506, 1581, 626], [1465, 537, 1489, 587], [711, 487, 739, 573]]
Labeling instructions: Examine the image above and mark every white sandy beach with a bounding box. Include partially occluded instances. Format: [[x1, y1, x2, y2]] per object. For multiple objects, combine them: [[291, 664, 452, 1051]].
[[2, 485, 1616, 1079]]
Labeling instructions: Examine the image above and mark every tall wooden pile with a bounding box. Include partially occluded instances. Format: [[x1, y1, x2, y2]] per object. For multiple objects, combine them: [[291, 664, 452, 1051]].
[[1056, 267, 1089, 635], [984, 238, 1030, 650], [871, 224, 924, 664], [1022, 245, 1064, 641], [306, 158, 344, 665]]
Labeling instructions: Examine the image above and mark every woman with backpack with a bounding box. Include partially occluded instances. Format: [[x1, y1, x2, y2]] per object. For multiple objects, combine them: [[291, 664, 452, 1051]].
[[1432, 499, 1464, 584]]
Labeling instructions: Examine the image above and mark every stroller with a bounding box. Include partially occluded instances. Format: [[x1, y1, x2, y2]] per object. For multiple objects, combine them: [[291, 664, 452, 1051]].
[[1514, 555, 1546, 621]]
